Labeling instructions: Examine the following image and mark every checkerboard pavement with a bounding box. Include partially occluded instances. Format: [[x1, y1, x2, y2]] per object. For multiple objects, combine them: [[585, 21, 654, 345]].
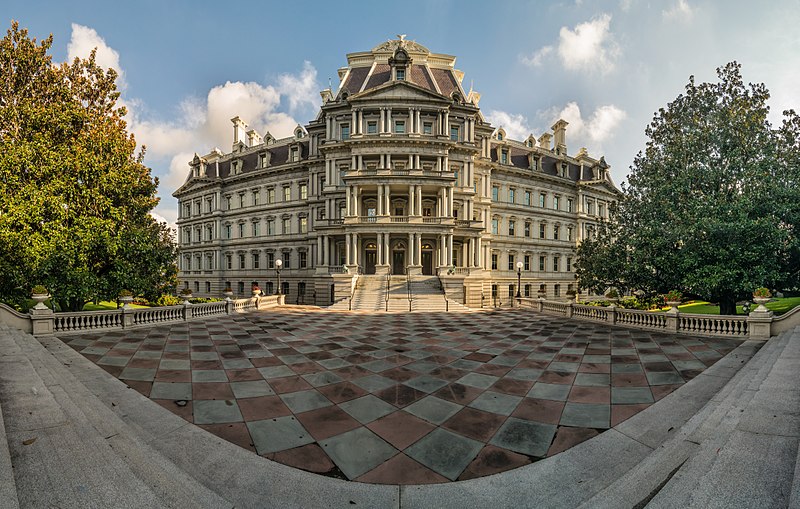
[[60, 307, 742, 484]]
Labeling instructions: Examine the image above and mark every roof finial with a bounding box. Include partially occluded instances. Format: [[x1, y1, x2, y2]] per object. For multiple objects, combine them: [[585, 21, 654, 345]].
[[328, 77, 332, 89], [397, 34, 407, 41]]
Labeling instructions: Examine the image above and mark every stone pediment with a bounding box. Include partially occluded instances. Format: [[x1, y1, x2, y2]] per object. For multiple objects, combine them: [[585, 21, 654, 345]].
[[579, 178, 621, 195], [351, 81, 449, 103], [173, 176, 217, 197]]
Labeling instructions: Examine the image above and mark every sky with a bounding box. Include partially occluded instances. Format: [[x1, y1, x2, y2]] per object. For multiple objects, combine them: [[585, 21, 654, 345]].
[[6, 0, 800, 227]]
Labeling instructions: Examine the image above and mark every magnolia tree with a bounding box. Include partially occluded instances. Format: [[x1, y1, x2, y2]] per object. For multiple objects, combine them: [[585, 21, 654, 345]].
[[576, 62, 800, 315], [0, 22, 177, 311]]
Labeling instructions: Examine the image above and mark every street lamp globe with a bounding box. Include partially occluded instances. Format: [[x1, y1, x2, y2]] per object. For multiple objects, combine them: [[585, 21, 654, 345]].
[[516, 261, 524, 271], [275, 259, 283, 269]]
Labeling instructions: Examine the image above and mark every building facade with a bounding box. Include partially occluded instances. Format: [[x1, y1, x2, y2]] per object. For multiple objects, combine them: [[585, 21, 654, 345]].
[[173, 37, 621, 307]]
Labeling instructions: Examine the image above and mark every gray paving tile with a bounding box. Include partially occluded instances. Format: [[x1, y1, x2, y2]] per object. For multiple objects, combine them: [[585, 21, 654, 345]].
[[671, 359, 707, 371], [193, 399, 243, 424], [548, 361, 580, 373], [150, 382, 192, 400], [406, 360, 440, 374], [645, 371, 685, 385], [339, 395, 397, 424], [133, 350, 162, 359], [404, 396, 463, 425], [97, 355, 130, 367], [528, 382, 571, 401], [279, 390, 332, 413], [221, 358, 254, 369], [360, 359, 396, 373], [468, 391, 522, 416], [351, 374, 396, 392], [119, 367, 156, 381], [456, 373, 499, 389], [302, 371, 344, 387], [192, 369, 228, 382], [278, 354, 309, 365], [560, 402, 610, 428], [574, 373, 611, 387], [582, 355, 611, 364], [490, 417, 557, 457], [247, 416, 313, 455], [190, 351, 219, 361], [317, 357, 351, 369], [505, 368, 543, 381], [230, 380, 275, 399], [405, 428, 483, 481], [611, 387, 654, 404], [404, 375, 449, 394], [159, 359, 190, 370], [612, 363, 643, 374], [319, 427, 398, 479], [257, 365, 296, 379], [82, 346, 109, 356], [487, 355, 522, 367], [450, 359, 482, 370]]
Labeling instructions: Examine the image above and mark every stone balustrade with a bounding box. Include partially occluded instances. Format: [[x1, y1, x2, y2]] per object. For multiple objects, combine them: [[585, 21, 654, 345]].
[[0, 295, 284, 337]]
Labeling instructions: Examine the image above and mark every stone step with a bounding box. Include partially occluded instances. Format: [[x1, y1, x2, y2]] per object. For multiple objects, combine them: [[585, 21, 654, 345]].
[[0, 326, 21, 509], [2, 327, 230, 508]]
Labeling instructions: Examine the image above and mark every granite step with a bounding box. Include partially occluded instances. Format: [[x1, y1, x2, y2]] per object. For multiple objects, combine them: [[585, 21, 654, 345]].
[[2, 326, 230, 508], [0, 325, 21, 509]]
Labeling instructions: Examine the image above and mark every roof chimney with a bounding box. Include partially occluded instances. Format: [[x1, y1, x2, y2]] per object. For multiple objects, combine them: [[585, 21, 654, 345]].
[[231, 116, 248, 150], [552, 119, 568, 155], [538, 132, 552, 151]]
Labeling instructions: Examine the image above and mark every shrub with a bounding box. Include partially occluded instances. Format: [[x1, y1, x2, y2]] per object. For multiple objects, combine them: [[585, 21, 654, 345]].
[[32, 285, 48, 295], [605, 288, 619, 299], [118, 289, 133, 298], [189, 297, 224, 304], [179, 288, 193, 296], [154, 294, 181, 306], [664, 290, 682, 302], [753, 287, 771, 298]]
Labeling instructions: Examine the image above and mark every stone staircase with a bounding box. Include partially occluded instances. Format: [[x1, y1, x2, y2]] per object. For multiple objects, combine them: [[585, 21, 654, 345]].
[[326, 275, 472, 313], [408, 276, 471, 312]]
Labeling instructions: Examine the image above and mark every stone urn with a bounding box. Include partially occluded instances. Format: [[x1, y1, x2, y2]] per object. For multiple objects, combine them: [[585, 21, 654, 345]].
[[119, 296, 134, 308], [180, 291, 193, 303], [752, 296, 771, 313], [665, 301, 681, 311], [223, 290, 234, 300], [252, 288, 262, 297], [31, 293, 50, 310]]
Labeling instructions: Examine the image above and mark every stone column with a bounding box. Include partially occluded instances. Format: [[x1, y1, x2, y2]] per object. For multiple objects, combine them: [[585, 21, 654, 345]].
[[384, 234, 390, 265], [377, 185, 384, 215], [416, 110, 421, 134], [384, 185, 390, 216], [345, 186, 352, 216], [345, 233, 351, 265], [379, 108, 385, 133], [408, 185, 415, 217], [377, 232, 383, 265], [408, 233, 415, 265], [448, 234, 454, 267], [416, 187, 422, 216], [416, 234, 422, 266]]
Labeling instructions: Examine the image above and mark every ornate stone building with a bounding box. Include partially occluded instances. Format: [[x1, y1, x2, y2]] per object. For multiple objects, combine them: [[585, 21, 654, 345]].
[[173, 37, 620, 307]]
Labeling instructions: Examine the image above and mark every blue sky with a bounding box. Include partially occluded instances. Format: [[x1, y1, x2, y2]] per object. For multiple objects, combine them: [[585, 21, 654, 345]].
[[7, 0, 800, 225]]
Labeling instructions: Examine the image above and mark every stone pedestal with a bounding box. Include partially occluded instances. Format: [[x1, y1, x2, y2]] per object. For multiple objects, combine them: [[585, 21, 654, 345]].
[[29, 307, 54, 336], [407, 265, 422, 276], [747, 309, 773, 340]]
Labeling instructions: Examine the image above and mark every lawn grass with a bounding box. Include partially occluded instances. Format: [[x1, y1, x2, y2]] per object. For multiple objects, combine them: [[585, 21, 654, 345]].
[[662, 297, 800, 315], [82, 300, 148, 311]]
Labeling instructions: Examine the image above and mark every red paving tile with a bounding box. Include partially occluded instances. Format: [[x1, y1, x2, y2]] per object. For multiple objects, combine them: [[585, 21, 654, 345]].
[[547, 427, 600, 456], [651, 384, 682, 401], [366, 411, 436, 450], [434, 383, 483, 405], [459, 445, 532, 480], [198, 422, 256, 453], [491, 378, 534, 396], [611, 404, 652, 426], [296, 406, 361, 441], [192, 382, 234, 400], [250, 357, 283, 368], [442, 408, 506, 442], [269, 376, 313, 394], [226, 368, 264, 382], [511, 398, 565, 425], [153, 399, 193, 423], [125, 380, 152, 397], [265, 444, 335, 474], [568, 386, 610, 404], [538, 371, 576, 384], [611, 373, 649, 387], [155, 369, 192, 382], [317, 382, 368, 404], [238, 395, 292, 421], [375, 384, 425, 407], [357, 453, 448, 485], [578, 363, 611, 374]]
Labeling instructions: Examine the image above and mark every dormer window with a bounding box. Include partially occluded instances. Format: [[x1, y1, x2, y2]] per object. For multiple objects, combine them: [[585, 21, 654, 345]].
[[501, 150, 509, 164], [498, 132, 503, 140], [396, 68, 405, 81], [291, 147, 299, 162], [389, 46, 411, 82]]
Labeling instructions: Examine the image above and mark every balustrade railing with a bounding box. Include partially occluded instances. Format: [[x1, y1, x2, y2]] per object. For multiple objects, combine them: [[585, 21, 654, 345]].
[[679, 314, 748, 336], [132, 306, 183, 325], [391, 216, 409, 223], [572, 304, 608, 321], [422, 217, 442, 224], [54, 310, 122, 332], [616, 308, 667, 329]]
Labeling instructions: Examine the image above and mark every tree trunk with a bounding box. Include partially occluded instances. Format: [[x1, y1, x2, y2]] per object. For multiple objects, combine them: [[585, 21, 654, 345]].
[[719, 295, 737, 315]]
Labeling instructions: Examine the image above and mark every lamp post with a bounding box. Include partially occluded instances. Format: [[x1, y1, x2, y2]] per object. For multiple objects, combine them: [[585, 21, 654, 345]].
[[275, 258, 283, 295], [516, 260, 523, 306]]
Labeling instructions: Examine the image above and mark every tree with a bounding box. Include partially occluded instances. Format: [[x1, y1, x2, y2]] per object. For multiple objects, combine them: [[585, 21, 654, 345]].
[[0, 22, 177, 311], [576, 62, 800, 315]]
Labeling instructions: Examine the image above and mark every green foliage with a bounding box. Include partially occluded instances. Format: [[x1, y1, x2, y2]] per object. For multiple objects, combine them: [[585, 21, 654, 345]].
[[664, 290, 683, 302], [31, 285, 47, 295], [118, 289, 132, 298], [179, 287, 193, 296], [605, 288, 619, 299], [577, 62, 800, 315], [0, 22, 177, 311], [154, 294, 181, 307], [753, 287, 771, 298], [188, 297, 224, 303]]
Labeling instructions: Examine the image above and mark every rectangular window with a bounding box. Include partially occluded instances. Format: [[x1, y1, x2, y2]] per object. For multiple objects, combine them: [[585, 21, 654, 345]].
[[567, 257, 572, 272], [599, 203, 606, 218], [184, 204, 191, 218], [508, 254, 515, 270], [225, 224, 232, 239], [396, 68, 405, 81], [553, 256, 560, 272], [225, 196, 231, 210], [282, 218, 291, 234], [283, 186, 291, 202], [567, 198, 573, 212], [509, 285, 515, 298], [238, 282, 244, 294], [265, 282, 273, 295], [509, 188, 515, 204], [299, 251, 307, 268], [524, 255, 530, 271], [539, 193, 546, 207], [553, 196, 560, 210], [238, 223, 245, 238], [259, 153, 268, 168], [501, 150, 508, 164], [508, 220, 515, 236], [194, 281, 200, 292], [267, 220, 275, 235], [394, 121, 405, 134], [367, 121, 377, 134], [226, 255, 232, 270], [450, 126, 459, 141], [267, 252, 274, 268], [492, 186, 499, 201], [341, 124, 350, 140], [539, 223, 546, 239], [524, 284, 531, 297], [252, 222, 259, 237], [300, 183, 307, 200], [587, 200, 595, 215], [239, 254, 245, 269], [539, 255, 546, 272], [291, 148, 299, 162], [253, 253, 260, 269], [423, 122, 433, 135], [553, 224, 560, 240], [267, 188, 275, 204], [205, 281, 211, 293], [524, 222, 531, 237], [252, 191, 259, 206], [239, 194, 245, 208], [567, 226, 573, 241], [524, 191, 531, 206], [492, 218, 499, 235], [491, 253, 498, 270], [554, 284, 561, 297], [282, 252, 290, 269], [299, 217, 308, 233]]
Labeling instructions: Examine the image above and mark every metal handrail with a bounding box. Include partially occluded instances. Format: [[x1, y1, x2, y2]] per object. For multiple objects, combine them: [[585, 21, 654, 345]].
[[407, 272, 413, 311], [436, 274, 449, 312], [385, 273, 390, 312], [348, 274, 359, 311]]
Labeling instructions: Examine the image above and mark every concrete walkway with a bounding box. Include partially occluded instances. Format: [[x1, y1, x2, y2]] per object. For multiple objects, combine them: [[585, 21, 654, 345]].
[[0, 316, 797, 508]]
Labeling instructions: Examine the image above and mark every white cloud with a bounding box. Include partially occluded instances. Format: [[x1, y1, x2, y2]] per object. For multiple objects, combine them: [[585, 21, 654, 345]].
[[557, 14, 620, 74], [662, 0, 694, 22], [522, 15, 619, 74], [277, 61, 320, 113], [521, 45, 553, 67], [619, 0, 634, 12], [548, 102, 627, 154], [67, 23, 125, 88], [484, 110, 532, 141]]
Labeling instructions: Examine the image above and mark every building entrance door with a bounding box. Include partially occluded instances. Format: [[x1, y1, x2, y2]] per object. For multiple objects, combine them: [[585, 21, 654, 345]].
[[364, 244, 378, 274], [421, 251, 433, 275], [392, 250, 405, 275]]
